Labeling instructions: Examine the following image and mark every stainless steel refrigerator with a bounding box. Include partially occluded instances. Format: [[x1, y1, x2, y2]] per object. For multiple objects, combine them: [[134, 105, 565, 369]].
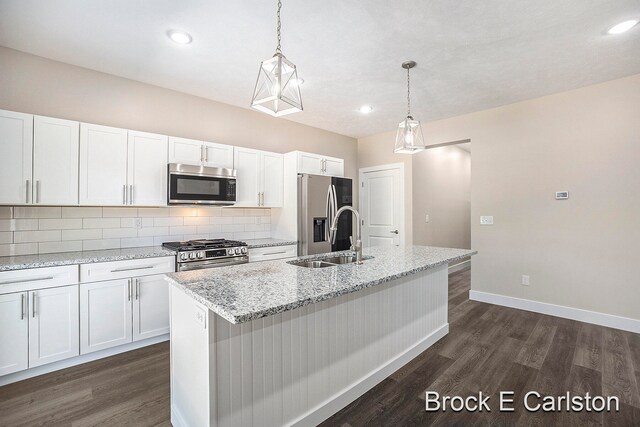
[[298, 174, 353, 255]]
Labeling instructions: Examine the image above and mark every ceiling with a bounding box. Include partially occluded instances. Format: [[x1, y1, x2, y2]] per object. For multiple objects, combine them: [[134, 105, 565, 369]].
[[1, 1, 639, 139]]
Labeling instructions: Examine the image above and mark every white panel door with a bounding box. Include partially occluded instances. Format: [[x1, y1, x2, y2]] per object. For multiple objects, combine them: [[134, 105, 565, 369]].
[[128, 130, 168, 206], [261, 151, 283, 207], [33, 116, 79, 205], [28, 285, 79, 368], [361, 167, 403, 247], [233, 147, 260, 206], [80, 279, 133, 354], [203, 141, 234, 169], [0, 110, 33, 204], [79, 123, 128, 205], [0, 292, 28, 376], [168, 136, 204, 165], [297, 152, 323, 175], [133, 274, 169, 341], [324, 157, 344, 177]]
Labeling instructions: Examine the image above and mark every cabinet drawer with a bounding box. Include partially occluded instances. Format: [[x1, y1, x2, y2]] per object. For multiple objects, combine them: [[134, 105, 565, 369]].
[[80, 256, 175, 283], [248, 245, 297, 262], [0, 265, 78, 295]]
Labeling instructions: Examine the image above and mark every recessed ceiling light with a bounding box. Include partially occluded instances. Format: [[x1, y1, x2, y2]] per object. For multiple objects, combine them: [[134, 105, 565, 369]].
[[607, 19, 639, 35], [168, 30, 192, 45], [359, 105, 373, 114]]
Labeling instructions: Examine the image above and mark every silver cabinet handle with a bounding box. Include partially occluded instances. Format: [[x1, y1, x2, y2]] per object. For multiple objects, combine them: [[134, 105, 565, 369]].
[[260, 192, 264, 206], [257, 192, 261, 206], [26, 179, 30, 203], [123, 185, 127, 205], [110, 265, 154, 273], [129, 185, 133, 205], [200, 145, 205, 163], [204, 146, 209, 163], [35, 180, 40, 203], [264, 250, 287, 256], [390, 230, 399, 234], [32, 292, 37, 318], [21, 293, 25, 320], [127, 279, 132, 301], [135, 278, 140, 300], [0, 276, 54, 286]]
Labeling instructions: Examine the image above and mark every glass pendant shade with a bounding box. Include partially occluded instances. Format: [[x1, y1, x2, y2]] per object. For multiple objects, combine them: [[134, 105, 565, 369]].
[[394, 116, 426, 154], [251, 53, 303, 117]]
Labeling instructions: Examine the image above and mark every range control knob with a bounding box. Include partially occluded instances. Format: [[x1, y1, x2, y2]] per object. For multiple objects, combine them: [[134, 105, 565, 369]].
[[180, 253, 188, 261], [241, 247, 247, 254], [197, 251, 204, 259], [227, 248, 235, 256], [234, 248, 241, 255], [189, 252, 196, 260]]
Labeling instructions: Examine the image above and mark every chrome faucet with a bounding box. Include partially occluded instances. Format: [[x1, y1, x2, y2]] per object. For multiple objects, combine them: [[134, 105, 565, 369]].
[[329, 206, 363, 263]]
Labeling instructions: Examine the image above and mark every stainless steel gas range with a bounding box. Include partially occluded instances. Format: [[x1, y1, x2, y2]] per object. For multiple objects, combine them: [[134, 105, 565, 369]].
[[162, 239, 249, 271]]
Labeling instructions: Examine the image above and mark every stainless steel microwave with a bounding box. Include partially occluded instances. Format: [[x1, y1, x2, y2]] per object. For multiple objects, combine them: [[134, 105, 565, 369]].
[[167, 163, 237, 206]]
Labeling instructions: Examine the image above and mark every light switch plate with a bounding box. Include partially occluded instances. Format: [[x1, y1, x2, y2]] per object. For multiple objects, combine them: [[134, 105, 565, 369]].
[[480, 216, 494, 225], [521, 275, 530, 286]]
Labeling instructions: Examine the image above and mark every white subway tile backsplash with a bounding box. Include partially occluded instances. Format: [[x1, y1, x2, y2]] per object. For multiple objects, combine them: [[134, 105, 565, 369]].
[[14, 230, 61, 243], [39, 218, 83, 230], [83, 218, 121, 229], [103, 207, 138, 217], [61, 207, 102, 218], [82, 239, 120, 251], [0, 206, 272, 256], [62, 229, 102, 241], [38, 241, 82, 254], [102, 228, 137, 239]]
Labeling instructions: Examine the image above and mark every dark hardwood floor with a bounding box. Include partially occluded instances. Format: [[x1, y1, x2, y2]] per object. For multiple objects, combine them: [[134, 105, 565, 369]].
[[1, 268, 638, 426]]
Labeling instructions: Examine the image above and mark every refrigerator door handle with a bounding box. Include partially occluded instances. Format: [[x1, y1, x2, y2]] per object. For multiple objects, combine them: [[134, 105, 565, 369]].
[[325, 185, 333, 241]]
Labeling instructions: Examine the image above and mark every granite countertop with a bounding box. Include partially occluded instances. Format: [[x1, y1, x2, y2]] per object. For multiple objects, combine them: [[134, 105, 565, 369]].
[[166, 245, 476, 324], [244, 238, 297, 249], [0, 246, 176, 272]]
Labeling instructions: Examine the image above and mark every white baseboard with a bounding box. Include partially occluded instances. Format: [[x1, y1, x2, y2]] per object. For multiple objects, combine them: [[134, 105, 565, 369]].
[[291, 323, 449, 427], [0, 334, 169, 386], [448, 259, 470, 275], [469, 290, 640, 334]]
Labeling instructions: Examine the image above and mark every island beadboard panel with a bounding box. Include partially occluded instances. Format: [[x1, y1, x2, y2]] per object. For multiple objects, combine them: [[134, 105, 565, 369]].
[[170, 265, 449, 427], [0, 206, 271, 256]]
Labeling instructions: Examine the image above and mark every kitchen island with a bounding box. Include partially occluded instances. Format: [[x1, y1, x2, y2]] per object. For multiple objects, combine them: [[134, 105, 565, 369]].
[[166, 245, 475, 427]]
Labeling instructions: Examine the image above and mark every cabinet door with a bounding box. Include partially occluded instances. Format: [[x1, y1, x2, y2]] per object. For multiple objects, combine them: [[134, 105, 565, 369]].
[[261, 151, 283, 207], [79, 123, 128, 205], [203, 141, 234, 169], [128, 130, 168, 206], [0, 292, 28, 376], [297, 152, 323, 175], [80, 279, 132, 354], [0, 110, 33, 204], [233, 147, 260, 207], [323, 157, 344, 177], [133, 274, 169, 341], [33, 116, 80, 205], [28, 286, 79, 368], [168, 136, 204, 165]]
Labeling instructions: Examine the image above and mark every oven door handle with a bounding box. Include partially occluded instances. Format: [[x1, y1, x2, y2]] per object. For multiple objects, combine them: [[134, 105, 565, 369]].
[[178, 257, 248, 271]]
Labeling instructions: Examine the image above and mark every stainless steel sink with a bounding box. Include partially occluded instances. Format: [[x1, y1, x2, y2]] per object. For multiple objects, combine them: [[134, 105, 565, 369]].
[[288, 254, 364, 268]]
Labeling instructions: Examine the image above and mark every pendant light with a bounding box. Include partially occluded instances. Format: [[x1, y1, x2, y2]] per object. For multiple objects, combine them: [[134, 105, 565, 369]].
[[251, 0, 303, 117], [394, 61, 426, 154]]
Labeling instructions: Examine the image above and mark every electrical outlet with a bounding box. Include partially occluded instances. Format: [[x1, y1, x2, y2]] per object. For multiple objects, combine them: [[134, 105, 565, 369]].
[[425, 214, 430, 223], [521, 275, 530, 286], [195, 307, 207, 329], [480, 216, 494, 225], [134, 218, 142, 229]]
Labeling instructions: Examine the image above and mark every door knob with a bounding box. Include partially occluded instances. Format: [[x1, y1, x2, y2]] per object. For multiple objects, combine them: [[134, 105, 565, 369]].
[[390, 230, 399, 234]]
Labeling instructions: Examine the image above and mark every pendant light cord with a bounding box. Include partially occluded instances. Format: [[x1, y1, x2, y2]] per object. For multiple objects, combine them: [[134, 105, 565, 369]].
[[276, 0, 282, 54], [407, 67, 411, 117]]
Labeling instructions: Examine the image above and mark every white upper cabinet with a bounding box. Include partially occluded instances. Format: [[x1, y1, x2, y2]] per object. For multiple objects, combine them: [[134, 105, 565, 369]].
[[127, 131, 168, 206], [294, 151, 344, 177], [79, 123, 129, 206], [0, 110, 33, 205], [33, 116, 79, 205], [168, 136, 234, 169], [233, 147, 283, 207]]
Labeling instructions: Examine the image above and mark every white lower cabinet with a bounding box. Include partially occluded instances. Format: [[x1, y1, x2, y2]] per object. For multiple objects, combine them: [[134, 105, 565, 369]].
[[0, 292, 28, 376], [133, 274, 170, 341], [28, 286, 79, 368], [80, 279, 133, 354]]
